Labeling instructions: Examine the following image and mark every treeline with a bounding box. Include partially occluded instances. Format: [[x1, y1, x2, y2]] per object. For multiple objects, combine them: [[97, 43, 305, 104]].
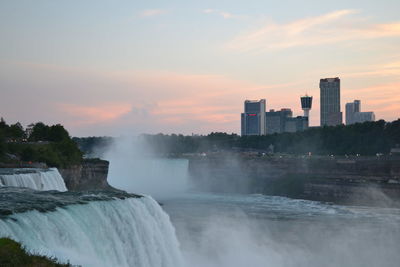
[[240, 120, 400, 155], [0, 118, 82, 167], [75, 119, 400, 156]]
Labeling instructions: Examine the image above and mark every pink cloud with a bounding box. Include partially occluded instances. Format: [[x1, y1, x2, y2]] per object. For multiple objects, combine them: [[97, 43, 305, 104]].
[[3, 61, 398, 136], [138, 9, 168, 18], [59, 103, 132, 125]]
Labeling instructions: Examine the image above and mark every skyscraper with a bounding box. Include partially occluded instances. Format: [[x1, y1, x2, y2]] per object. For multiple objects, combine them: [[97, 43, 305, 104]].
[[241, 99, 266, 136], [320, 77, 342, 126]]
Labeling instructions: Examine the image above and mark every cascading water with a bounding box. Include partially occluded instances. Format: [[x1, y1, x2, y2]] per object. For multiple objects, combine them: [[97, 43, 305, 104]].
[[0, 168, 67, 191], [0, 194, 183, 267]]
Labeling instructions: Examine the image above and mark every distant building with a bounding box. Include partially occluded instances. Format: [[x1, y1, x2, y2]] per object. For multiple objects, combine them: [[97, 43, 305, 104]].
[[265, 108, 292, 134], [354, 112, 375, 124], [265, 109, 308, 134], [345, 100, 375, 125], [346, 100, 358, 125], [25, 123, 35, 138], [265, 110, 282, 134], [285, 116, 309, 133], [241, 99, 266, 136], [320, 77, 342, 126]]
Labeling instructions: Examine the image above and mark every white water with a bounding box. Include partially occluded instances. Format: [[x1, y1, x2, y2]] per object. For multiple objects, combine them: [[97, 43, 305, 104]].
[[164, 193, 400, 267], [0, 196, 183, 267], [0, 168, 67, 191]]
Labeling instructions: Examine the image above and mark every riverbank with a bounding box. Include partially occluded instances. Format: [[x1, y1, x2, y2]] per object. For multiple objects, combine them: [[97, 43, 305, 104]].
[[187, 153, 400, 206]]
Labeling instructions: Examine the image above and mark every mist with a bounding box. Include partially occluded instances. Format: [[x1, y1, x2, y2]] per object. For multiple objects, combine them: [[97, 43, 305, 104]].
[[164, 194, 400, 267], [103, 136, 190, 199], [94, 135, 400, 267]]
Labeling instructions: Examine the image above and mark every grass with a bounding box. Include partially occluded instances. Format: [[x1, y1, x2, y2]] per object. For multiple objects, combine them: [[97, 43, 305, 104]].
[[0, 238, 73, 267]]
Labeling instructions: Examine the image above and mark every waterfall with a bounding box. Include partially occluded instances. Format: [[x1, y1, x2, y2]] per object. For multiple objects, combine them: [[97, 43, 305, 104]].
[[0, 168, 67, 191], [0, 196, 183, 267]]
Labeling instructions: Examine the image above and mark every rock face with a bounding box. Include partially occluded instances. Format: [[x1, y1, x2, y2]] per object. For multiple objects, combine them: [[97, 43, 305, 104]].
[[188, 154, 400, 206], [59, 159, 112, 191]]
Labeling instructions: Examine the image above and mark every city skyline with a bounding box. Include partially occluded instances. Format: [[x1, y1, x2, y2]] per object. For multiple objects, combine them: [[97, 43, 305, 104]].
[[1, 1, 400, 136]]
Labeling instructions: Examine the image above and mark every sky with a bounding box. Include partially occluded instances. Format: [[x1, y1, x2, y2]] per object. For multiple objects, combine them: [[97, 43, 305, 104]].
[[0, 0, 399, 136]]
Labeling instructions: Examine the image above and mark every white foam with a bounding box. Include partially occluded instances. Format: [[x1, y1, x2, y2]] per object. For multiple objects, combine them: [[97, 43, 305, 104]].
[[0, 168, 67, 191], [0, 196, 183, 267]]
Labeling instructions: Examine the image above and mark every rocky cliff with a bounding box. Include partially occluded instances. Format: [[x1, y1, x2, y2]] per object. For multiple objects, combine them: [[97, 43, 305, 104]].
[[188, 154, 400, 206], [59, 159, 112, 191]]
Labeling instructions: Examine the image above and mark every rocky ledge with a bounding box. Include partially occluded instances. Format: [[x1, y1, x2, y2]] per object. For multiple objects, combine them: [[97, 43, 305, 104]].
[[59, 158, 112, 191], [188, 154, 400, 206]]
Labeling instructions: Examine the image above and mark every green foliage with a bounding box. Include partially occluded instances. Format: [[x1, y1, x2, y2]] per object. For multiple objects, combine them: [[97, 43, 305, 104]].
[[0, 238, 71, 266], [48, 124, 70, 142], [76, 119, 400, 156], [0, 119, 82, 167], [21, 146, 38, 162], [8, 123, 25, 139], [52, 139, 83, 166], [29, 122, 70, 142], [0, 119, 25, 140], [28, 122, 49, 141], [0, 131, 5, 156]]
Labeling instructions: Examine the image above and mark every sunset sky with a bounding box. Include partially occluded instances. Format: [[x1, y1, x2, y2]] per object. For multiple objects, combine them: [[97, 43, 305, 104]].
[[1, 0, 399, 136]]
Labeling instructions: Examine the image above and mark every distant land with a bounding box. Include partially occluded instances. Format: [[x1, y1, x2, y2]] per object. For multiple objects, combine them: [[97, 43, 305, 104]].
[[74, 119, 400, 157]]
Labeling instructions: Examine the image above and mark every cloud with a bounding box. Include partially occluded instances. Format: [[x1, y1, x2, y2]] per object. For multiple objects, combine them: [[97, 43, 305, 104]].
[[2, 61, 398, 135], [225, 10, 400, 52], [202, 9, 245, 19], [203, 9, 215, 14], [139, 9, 167, 18], [343, 60, 400, 78], [59, 103, 132, 125]]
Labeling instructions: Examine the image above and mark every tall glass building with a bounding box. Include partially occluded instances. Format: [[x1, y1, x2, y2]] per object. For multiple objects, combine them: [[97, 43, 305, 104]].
[[241, 99, 266, 136], [320, 77, 342, 126]]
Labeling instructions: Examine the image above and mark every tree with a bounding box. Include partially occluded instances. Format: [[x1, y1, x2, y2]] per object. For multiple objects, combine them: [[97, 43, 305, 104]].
[[0, 131, 5, 156], [48, 124, 70, 142], [28, 122, 49, 141], [21, 146, 37, 162], [0, 117, 6, 129], [8, 123, 25, 139]]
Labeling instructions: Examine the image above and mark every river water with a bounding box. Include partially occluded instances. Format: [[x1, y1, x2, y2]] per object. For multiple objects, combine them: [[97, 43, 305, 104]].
[[104, 147, 400, 267], [162, 192, 400, 267], [4, 152, 399, 266]]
